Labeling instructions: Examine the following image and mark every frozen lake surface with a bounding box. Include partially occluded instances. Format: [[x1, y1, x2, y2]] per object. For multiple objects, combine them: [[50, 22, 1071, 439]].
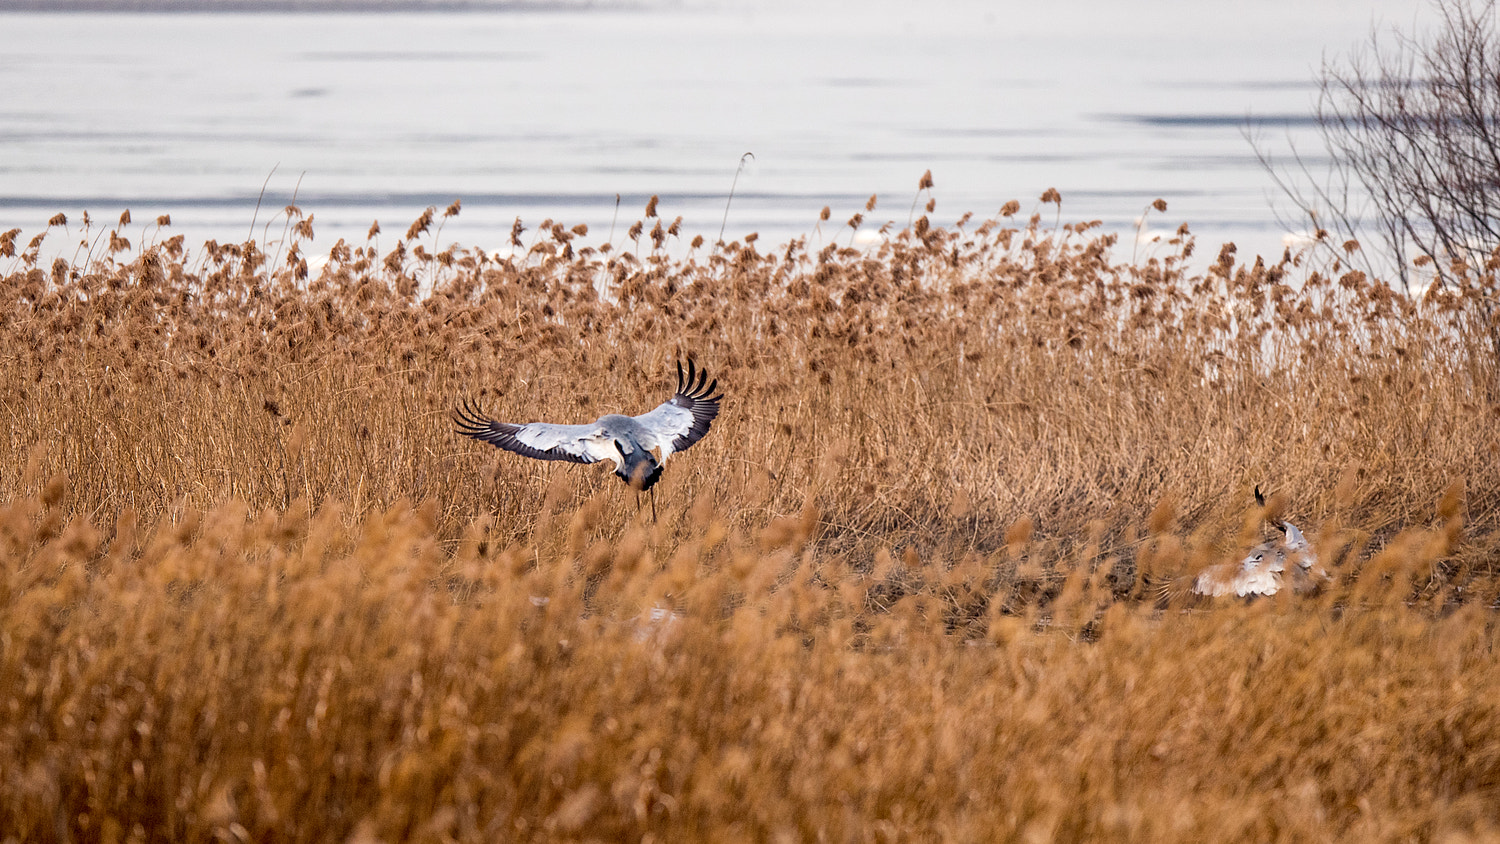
[[0, 1, 1427, 267]]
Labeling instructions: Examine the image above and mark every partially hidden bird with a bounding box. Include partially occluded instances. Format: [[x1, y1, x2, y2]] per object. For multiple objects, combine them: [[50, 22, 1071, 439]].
[[1191, 486, 1329, 599], [453, 360, 723, 499]]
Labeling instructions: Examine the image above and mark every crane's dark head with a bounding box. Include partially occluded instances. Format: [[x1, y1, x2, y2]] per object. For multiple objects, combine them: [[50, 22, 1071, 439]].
[[615, 441, 663, 490]]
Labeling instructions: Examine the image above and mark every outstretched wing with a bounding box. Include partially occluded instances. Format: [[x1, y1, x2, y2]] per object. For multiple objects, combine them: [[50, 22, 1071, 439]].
[[631, 359, 724, 459], [1233, 565, 1282, 597], [453, 400, 614, 465], [1193, 551, 1283, 598]]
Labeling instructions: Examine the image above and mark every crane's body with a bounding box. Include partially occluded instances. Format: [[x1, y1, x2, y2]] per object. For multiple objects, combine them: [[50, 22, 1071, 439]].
[[1191, 487, 1329, 599]]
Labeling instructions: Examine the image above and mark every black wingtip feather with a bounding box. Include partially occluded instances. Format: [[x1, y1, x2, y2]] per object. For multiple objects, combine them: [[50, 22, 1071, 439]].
[[453, 399, 489, 435], [672, 359, 721, 402], [657, 358, 724, 455], [452, 400, 505, 442], [453, 400, 595, 464], [672, 360, 715, 396], [1252, 485, 1289, 535]]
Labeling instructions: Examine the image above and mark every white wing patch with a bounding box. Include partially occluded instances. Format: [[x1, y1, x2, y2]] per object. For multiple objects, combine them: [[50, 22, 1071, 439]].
[[453, 403, 616, 467], [1232, 556, 1284, 597], [632, 402, 697, 459], [513, 423, 620, 466]]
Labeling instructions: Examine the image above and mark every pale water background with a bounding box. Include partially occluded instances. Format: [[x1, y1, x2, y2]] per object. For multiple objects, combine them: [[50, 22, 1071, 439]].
[[0, 1, 1429, 268]]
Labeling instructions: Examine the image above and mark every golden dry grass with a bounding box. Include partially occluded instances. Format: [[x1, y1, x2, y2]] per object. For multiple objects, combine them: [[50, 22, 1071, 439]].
[[3, 200, 1500, 841]]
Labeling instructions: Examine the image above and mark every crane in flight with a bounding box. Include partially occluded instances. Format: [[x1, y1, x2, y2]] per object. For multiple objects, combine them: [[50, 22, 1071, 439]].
[[454, 359, 723, 519]]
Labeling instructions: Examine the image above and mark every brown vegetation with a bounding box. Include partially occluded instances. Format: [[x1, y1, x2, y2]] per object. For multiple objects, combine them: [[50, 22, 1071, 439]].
[[3, 198, 1500, 840]]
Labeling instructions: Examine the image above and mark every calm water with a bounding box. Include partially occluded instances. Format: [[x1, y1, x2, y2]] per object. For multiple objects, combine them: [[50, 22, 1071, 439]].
[[0, 1, 1426, 267]]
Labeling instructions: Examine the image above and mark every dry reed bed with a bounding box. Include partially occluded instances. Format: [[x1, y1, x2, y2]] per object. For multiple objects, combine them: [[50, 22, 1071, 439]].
[[2, 483, 1498, 841], [3, 202, 1500, 840]]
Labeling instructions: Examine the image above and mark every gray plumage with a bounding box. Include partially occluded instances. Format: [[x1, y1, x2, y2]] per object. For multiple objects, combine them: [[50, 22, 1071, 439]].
[[454, 360, 723, 491]]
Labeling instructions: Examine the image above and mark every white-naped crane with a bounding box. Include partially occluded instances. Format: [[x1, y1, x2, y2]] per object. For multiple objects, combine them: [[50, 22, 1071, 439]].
[[453, 359, 723, 519], [1191, 486, 1329, 599]]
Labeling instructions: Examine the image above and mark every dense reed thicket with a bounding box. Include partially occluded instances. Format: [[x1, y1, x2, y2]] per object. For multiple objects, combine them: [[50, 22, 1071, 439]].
[[3, 199, 1500, 841]]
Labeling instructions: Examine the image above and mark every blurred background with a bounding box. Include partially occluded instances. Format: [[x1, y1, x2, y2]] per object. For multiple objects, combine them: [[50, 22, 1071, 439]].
[[0, 0, 1429, 267]]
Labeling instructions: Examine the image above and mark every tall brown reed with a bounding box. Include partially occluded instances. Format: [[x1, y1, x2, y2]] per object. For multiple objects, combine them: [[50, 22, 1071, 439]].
[[3, 201, 1500, 840]]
